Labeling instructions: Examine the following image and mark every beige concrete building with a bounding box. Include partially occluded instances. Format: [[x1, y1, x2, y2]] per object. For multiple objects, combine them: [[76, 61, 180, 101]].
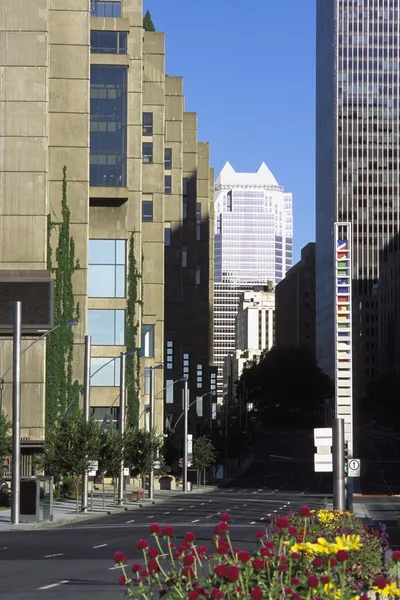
[[0, 0, 214, 465], [235, 287, 275, 352]]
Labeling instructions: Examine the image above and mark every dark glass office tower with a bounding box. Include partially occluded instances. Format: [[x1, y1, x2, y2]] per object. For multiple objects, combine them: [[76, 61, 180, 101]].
[[316, 0, 400, 403]]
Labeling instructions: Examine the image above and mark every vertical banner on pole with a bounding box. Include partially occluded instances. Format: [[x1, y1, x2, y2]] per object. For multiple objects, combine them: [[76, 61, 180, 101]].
[[334, 222, 353, 457]]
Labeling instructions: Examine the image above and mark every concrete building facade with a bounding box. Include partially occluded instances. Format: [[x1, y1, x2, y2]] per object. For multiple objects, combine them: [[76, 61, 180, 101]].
[[236, 287, 275, 352], [0, 0, 214, 461], [275, 242, 316, 356]]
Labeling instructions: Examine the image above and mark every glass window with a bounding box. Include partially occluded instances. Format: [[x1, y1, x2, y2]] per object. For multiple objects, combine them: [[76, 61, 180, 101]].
[[91, 406, 119, 428], [196, 222, 201, 241], [196, 397, 203, 417], [142, 113, 153, 136], [143, 142, 153, 164], [183, 353, 189, 380], [164, 148, 172, 170], [90, 357, 120, 387], [88, 239, 126, 297], [164, 175, 172, 194], [196, 202, 201, 220], [182, 246, 187, 268], [164, 227, 171, 246], [90, 65, 127, 187], [182, 178, 188, 197], [183, 199, 188, 219], [141, 324, 154, 358], [166, 340, 173, 369], [144, 367, 151, 395], [91, 1, 121, 17], [196, 267, 200, 286], [142, 200, 153, 222], [166, 380, 174, 404], [88, 309, 125, 345], [90, 31, 127, 54]]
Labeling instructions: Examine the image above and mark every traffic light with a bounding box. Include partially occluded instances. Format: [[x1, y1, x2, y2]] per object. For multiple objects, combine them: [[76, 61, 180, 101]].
[[344, 442, 349, 475]]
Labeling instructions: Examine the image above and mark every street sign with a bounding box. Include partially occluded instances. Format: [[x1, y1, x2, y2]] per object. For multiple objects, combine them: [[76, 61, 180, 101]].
[[314, 453, 333, 473], [123, 468, 130, 476], [88, 460, 98, 471], [348, 458, 361, 478], [153, 461, 161, 470], [314, 428, 333, 447]]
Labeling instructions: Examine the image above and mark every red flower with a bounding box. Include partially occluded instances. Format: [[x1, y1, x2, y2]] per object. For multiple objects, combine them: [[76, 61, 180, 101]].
[[393, 551, 400, 562], [220, 512, 231, 522], [132, 563, 142, 572], [119, 575, 130, 585], [260, 547, 273, 557], [321, 576, 330, 585], [147, 559, 159, 574], [148, 548, 159, 559], [277, 516, 289, 529], [252, 558, 264, 569], [291, 552, 301, 560], [214, 522, 229, 536], [188, 592, 199, 600], [149, 523, 161, 535], [198, 545, 208, 554], [291, 577, 300, 585], [184, 532, 196, 543], [217, 540, 229, 555], [256, 530, 264, 539], [137, 539, 149, 551], [307, 576, 319, 588], [251, 586, 263, 600], [336, 549, 349, 562], [162, 525, 174, 537], [312, 557, 323, 568], [279, 563, 288, 572], [182, 566, 195, 578], [285, 589, 293, 596], [238, 550, 251, 563], [214, 564, 228, 578], [328, 558, 337, 567], [211, 589, 224, 599], [265, 541, 274, 549], [114, 551, 126, 563], [288, 526, 297, 536], [173, 550, 182, 559], [374, 577, 387, 590], [226, 565, 240, 582], [183, 554, 195, 566], [300, 506, 311, 518], [140, 569, 149, 578]]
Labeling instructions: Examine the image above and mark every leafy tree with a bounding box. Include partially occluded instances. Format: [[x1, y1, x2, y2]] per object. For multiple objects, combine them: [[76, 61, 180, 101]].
[[193, 435, 217, 485], [126, 233, 141, 428], [42, 411, 101, 512], [124, 428, 161, 490], [0, 412, 12, 464], [46, 166, 80, 439], [98, 427, 124, 505], [143, 10, 155, 31]]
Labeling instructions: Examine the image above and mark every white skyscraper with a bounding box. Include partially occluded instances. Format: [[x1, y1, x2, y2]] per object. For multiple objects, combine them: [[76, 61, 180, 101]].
[[213, 162, 293, 398]]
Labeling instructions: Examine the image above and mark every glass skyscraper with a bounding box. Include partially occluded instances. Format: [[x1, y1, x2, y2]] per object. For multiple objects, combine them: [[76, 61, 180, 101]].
[[316, 0, 400, 400], [213, 162, 293, 398]]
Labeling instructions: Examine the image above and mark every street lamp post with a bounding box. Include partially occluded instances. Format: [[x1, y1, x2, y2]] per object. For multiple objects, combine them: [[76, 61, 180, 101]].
[[183, 379, 189, 493], [81, 334, 91, 513], [118, 351, 126, 505], [148, 363, 163, 500]]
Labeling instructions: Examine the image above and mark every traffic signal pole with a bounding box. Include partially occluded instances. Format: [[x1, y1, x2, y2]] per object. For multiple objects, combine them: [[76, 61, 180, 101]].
[[332, 418, 346, 510]]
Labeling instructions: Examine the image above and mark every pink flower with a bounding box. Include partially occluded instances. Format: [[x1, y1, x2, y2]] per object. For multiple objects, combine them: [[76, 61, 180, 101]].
[[113, 551, 126, 563], [149, 523, 161, 535], [214, 564, 228, 578], [162, 525, 174, 537], [307, 576, 319, 588], [220, 512, 231, 522], [184, 532, 196, 543], [288, 526, 297, 536], [226, 565, 240, 582], [300, 506, 311, 518], [277, 516, 289, 529], [183, 554, 195, 566], [251, 586, 263, 600], [238, 550, 251, 563], [137, 539, 149, 551], [132, 563, 142, 572]]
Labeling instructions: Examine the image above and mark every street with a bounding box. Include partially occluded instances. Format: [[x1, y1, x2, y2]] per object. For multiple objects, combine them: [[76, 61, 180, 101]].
[[0, 431, 327, 599]]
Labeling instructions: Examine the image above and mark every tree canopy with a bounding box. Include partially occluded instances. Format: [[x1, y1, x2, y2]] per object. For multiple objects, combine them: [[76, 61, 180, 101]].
[[0, 412, 11, 464], [143, 10, 155, 31]]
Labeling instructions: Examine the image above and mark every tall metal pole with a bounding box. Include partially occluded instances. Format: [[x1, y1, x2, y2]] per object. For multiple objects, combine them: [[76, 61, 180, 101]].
[[148, 366, 155, 500], [183, 379, 189, 493], [333, 418, 346, 510], [81, 334, 91, 513], [11, 301, 22, 525], [118, 352, 126, 504]]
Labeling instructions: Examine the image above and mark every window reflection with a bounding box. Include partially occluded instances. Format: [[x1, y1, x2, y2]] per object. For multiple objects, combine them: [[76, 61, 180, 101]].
[[90, 66, 127, 187], [90, 357, 121, 387], [88, 309, 125, 345], [91, 31, 127, 54], [141, 325, 155, 358], [90, 1, 121, 18], [88, 239, 126, 297]]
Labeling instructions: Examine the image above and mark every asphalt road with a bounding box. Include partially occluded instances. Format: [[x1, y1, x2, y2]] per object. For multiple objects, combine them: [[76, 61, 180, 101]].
[[0, 430, 328, 599]]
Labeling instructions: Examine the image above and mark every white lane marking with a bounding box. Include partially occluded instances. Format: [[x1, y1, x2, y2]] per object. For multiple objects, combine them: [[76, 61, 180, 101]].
[[178, 508, 183, 511], [92, 544, 107, 549], [192, 519, 199, 523], [208, 500, 212, 503], [38, 581, 69, 590], [0, 547, 7, 550], [250, 521, 256, 524], [164, 512, 170, 515], [267, 513, 271, 517], [260, 517, 265, 521], [273, 510, 277, 513], [258, 489, 262, 492], [126, 519, 135, 523], [146, 515, 154, 519], [200, 502, 205, 505], [206, 515, 212, 519], [108, 566, 122, 571], [44, 553, 63, 558], [287, 501, 291, 504]]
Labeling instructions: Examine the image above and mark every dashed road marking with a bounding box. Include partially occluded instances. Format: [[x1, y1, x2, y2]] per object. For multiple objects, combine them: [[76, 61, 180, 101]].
[[192, 519, 200, 523], [164, 512, 170, 515], [44, 554, 63, 558], [250, 521, 256, 524], [146, 515, 154, 519], [38, 580, 69, 590], [92, 544, 107, 549], [178, 508, 183, 511], [126, 519, 135, 523]]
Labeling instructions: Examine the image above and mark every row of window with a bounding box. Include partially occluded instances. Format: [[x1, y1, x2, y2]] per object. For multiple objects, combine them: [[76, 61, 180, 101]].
[[91, 1, 121, 18], [142, 143, 174, 171]]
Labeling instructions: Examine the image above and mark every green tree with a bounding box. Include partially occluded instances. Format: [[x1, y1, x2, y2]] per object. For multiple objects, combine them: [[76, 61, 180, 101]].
[[193, 435, 217, 485], [46, 166, 80, 439], [98, 427, 124, 505], [143, 10, 155, 31], [126, 233, 141, 428], [124, 428, 160, 489], [0, 412, 12, 464], [42, 411, 101, 512]]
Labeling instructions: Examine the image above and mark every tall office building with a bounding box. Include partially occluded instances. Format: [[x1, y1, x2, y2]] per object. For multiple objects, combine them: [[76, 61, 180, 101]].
[[213, 162, 292, 398], [316, 0, 400, 402], [0, 0, 214, 467]]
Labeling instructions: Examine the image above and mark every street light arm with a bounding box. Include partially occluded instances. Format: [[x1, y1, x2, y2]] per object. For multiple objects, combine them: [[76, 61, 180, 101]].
[[174, 399, 197, 429]]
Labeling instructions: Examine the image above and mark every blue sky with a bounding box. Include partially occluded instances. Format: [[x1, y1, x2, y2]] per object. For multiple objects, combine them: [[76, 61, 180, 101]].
[[144, 0, 316, 262]]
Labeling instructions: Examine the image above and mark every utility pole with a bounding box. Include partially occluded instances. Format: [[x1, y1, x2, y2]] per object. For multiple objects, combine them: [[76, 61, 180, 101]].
[[148, 366, 155, 500], [332, 417, 346, 510], [118, 351, 126, 504], [81, 334, 91, 513], [11, 301, 21, 526], [183, 379, 189, 493]]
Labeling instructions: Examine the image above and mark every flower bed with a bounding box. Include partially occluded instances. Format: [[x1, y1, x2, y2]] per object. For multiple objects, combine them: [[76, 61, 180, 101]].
[[113, 507, 399, 599]]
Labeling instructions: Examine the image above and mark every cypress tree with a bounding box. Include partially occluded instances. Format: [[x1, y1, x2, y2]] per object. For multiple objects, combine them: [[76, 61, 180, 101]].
[[126, 233, 141, 428], [143, 10, 156, 32], [45, 166, 80, 439]]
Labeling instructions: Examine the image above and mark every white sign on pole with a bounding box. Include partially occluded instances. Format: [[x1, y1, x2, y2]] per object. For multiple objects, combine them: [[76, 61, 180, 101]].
[[314, 454, 333, 473], [314, 428, 332, 447], [348, 458, 361, 478], [123, 467, 130, 476], [88, 460, 98, 475]]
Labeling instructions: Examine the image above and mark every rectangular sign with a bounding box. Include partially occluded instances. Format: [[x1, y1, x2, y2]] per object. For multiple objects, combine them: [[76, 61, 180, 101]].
[[314, 427, 332, 447], [314, 453, 333, 473], [334, 223, 353, 457], [348, 458, 361, 478]]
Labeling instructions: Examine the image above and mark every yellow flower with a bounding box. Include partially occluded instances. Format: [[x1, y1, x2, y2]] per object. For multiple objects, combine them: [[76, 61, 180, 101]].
[[333, 534, 363, 552], [314, 537, 335, 554], [373, 582, 400, 597], [323, 583, 342, 599], [290, 542, 316, 555]]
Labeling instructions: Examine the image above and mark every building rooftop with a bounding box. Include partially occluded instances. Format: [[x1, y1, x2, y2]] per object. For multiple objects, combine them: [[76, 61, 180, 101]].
[[215, 161, 282, 189]]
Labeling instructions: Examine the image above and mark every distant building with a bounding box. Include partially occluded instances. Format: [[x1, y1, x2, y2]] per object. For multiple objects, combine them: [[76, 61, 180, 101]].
[[236, 287, 275, 352], [379, 247, 400, 382], [275, 243, 316, 355]]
